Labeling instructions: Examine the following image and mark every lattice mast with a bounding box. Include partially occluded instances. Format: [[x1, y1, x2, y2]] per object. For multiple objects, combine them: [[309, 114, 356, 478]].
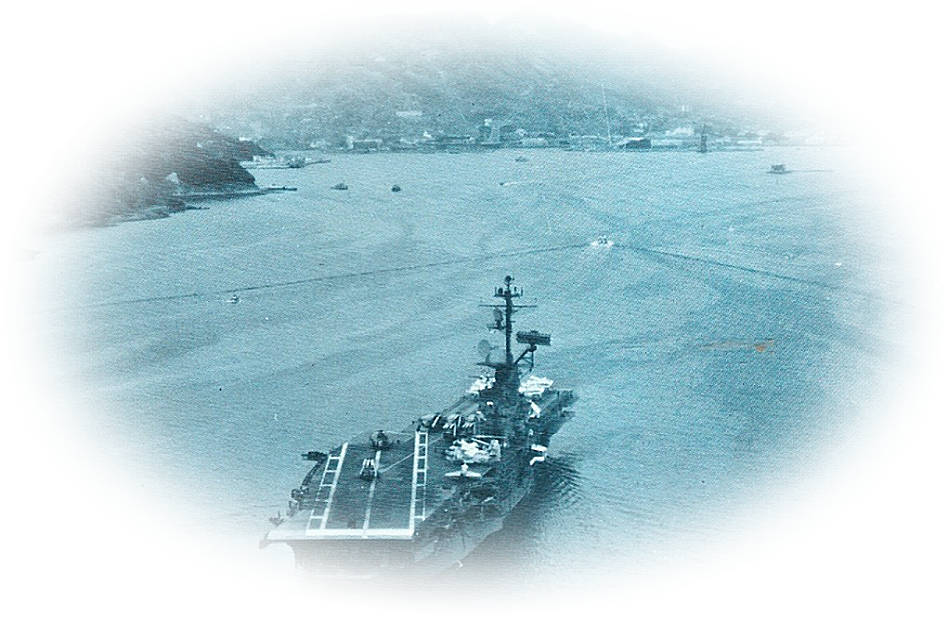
[[478, 276, 550, 404]]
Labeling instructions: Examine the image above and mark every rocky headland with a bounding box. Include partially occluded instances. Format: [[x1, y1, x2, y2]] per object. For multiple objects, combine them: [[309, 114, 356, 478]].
[[0, 46, 267, 262]]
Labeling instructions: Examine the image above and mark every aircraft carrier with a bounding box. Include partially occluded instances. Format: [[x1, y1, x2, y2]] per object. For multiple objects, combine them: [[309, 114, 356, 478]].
[[263, 276, 577, 575]]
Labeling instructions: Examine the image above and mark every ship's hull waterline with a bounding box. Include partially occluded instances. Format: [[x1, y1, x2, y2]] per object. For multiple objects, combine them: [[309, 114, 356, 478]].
[[265, 277, 577, 575], [293, 475, 533, 602]]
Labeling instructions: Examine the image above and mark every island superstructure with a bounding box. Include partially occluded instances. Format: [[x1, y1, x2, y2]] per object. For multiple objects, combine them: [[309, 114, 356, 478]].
[[263, 276, 577, 574]]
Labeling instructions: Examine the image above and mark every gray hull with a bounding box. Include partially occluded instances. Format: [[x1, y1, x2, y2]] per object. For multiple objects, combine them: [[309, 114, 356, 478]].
[[296, 470, 534, 602]]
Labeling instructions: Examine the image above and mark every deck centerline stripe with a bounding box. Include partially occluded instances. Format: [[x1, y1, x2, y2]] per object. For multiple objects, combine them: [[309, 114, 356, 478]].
[[361, 450, 383, 531]]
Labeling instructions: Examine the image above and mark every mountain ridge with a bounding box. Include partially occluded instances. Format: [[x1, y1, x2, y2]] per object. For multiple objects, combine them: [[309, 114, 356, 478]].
[[55, 6, 948, 146]]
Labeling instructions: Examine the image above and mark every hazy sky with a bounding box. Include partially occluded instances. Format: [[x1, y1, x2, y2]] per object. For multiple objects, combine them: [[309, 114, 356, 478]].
[[0, 0, 948, 77]]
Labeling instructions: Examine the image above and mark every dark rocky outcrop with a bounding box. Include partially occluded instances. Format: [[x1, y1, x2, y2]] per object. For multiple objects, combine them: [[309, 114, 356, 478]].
[[0, 46, 264, 262]]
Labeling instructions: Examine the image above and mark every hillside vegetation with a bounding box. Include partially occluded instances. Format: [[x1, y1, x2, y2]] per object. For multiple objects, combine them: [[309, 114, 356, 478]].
[[59, 7, 948, 146]]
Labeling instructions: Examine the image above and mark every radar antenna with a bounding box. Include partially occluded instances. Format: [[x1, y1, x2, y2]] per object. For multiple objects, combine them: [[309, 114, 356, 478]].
[[477, 276, 550, 400], [479, 275, 535, 366]]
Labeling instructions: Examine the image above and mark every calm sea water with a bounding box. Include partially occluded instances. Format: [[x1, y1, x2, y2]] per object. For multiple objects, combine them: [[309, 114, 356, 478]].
[[32, 147, 898, 589]]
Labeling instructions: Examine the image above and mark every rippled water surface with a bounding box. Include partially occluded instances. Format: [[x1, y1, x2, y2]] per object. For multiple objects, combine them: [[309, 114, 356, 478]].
[[0, 149, 948, 618]]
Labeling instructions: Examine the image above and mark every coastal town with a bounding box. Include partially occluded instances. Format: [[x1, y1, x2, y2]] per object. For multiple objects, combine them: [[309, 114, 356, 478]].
[[11, 5, 937, 615], [238, 114, 834, 155]]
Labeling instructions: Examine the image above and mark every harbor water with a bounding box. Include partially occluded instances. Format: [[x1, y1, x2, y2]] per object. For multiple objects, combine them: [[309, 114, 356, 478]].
[[27, 147, 902, 590]]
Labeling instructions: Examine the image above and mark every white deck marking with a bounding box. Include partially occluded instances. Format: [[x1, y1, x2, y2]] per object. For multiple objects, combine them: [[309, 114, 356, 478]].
[[305, 449, 337, 530], [408, 432, 419, 529], [380, 433, 442, 473], [304, 528, 414, 540], [306, 442, 348, 532], [408, 430, 429, 532], [361, 450, 382, 531], [320, 442, 349, 529]]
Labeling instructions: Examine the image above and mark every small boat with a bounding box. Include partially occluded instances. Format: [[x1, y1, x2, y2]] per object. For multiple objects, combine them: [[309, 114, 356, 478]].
[[768, 164, 790, 174], [331, 182, 348, 190], [391, 184, 402, 192], [227, 294, 240, 304], [590, 235, 614, 249], [266, 185, 297, 192], [243, 156, 322, 170]]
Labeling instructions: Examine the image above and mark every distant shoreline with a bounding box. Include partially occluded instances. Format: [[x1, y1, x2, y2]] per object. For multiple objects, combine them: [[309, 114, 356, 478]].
[[73, 144, 825, 229], [0, 185, 267, 264], [262, 143, 836, 157]]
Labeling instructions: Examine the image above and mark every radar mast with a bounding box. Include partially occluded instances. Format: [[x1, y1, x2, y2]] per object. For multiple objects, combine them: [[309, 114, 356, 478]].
[[478, 276, 549, 403]]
